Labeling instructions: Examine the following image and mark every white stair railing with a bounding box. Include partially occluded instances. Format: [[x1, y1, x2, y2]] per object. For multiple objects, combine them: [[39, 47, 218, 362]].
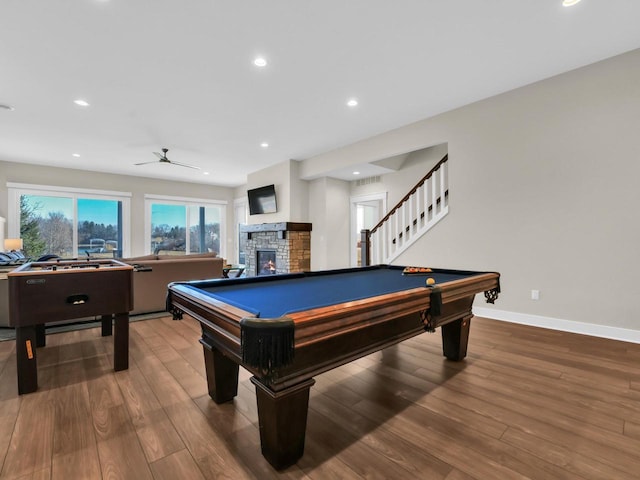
[[362, 155, 449, 265]]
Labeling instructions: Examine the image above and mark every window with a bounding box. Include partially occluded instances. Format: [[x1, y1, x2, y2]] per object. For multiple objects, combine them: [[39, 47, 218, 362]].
[[7, 183, 131, 258], [145, 195, 226, 257]]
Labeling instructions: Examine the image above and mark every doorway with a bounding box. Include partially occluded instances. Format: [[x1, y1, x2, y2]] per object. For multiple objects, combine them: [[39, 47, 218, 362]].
[[350, 193, 386, 266]]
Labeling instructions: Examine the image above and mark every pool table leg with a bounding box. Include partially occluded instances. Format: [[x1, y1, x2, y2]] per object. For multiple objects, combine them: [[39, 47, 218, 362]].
[[201, 342, 239, 403], [251, 377, 315, 470], [441, 314, 472, 361]]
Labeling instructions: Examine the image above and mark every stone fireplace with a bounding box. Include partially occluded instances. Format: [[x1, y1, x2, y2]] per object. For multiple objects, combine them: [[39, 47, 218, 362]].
[[241, 222, 312, 277]]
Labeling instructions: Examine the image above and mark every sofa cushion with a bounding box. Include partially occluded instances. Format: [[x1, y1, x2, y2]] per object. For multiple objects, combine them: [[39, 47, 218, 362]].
[[156, 252, 217, 260], [122, 254, 158, 262]]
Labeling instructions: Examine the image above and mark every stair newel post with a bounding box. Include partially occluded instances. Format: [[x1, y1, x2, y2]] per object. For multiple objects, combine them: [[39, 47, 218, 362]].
[[360, 229, 371, 266], [383, 213, 396, 263]]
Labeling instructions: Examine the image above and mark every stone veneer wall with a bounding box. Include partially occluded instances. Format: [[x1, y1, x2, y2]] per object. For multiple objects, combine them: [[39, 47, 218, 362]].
[[244, 224, 311, 277]]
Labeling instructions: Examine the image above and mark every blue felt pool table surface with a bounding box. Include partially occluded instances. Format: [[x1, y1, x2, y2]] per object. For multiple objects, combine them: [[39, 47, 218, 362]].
[[178, 265, 475, 319]]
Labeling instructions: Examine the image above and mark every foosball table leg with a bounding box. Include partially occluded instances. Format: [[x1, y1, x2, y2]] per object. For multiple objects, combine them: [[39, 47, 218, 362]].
[[16, 326, 38, 394]]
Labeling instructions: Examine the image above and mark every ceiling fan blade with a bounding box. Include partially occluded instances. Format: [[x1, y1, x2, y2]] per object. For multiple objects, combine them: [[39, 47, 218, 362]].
[[134, 160, 160, 166], [153, 151, 165, 159], [169, 160, 201, 170]]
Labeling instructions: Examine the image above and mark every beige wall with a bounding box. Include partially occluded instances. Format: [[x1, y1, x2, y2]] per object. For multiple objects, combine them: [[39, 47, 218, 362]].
[[0, 161, 236, 258], [301, 48, 640, 332], [307, 178, 327, 269], [243, 159, 308, 224], [307, 177, 350, 270]]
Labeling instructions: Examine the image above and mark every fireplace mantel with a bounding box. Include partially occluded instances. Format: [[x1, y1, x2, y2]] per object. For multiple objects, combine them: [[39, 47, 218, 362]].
[[241, 222, 312, 239], [242, 223, 312, 277]]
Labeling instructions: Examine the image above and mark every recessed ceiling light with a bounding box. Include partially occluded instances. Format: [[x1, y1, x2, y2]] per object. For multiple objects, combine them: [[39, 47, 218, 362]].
[[260, 142, 269, 148], [203, 171, 210, 175], [347, 98, 358, 107], [72, 153, 81, 158], [254, 57, 267, 67], [562, 0, 581, 6], [353, 171, 361, 175], [0, 104, 15, 111], [74, 99, 90, 107]]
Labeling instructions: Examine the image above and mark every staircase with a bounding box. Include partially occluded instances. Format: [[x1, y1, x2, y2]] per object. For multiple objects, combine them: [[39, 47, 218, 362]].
[[361, 154, 449, 265]]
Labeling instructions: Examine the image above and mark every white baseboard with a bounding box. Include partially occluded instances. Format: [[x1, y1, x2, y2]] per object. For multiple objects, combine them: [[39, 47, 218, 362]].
[[473, 307, 640, 345]]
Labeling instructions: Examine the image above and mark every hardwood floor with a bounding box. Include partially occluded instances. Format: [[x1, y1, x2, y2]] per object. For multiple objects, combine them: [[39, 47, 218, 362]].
[[1, 315, 640, 479]]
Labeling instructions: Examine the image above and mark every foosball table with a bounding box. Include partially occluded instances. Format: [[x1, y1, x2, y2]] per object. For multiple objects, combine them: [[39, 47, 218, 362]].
[[8, 258, 133, 394]]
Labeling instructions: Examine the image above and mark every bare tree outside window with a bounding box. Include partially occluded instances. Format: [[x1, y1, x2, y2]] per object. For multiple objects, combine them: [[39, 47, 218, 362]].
[[38, 211, 73, 256]]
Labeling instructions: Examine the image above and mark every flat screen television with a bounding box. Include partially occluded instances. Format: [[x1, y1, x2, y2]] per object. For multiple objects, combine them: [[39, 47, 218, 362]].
[[248, 184, 277, 215]]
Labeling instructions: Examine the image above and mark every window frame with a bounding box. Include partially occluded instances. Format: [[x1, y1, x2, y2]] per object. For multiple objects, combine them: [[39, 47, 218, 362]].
[[7, 182, 132, 257], [144, 194, 227, 258]]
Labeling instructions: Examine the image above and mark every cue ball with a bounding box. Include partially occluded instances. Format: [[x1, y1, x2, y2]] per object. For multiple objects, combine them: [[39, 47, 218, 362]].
[[426, 278, 436, 285]]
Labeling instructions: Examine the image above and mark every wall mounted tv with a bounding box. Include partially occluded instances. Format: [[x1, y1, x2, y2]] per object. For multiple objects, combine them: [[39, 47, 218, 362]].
[[248, 184, 277, 215]]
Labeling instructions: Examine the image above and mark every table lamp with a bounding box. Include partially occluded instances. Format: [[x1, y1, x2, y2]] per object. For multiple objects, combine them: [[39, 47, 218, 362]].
[[4, 238, 23, 252]]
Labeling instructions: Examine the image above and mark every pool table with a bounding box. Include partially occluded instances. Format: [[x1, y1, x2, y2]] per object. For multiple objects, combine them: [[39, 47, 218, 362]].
[[167, 264, 500, 469]]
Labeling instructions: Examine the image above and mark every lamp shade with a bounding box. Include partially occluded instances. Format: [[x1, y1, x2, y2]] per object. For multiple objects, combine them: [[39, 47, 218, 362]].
[[4, 238, 23, 251]]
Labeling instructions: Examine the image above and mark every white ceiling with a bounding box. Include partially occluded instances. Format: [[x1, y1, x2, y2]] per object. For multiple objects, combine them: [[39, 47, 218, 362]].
[[1, 1, 639, 187]]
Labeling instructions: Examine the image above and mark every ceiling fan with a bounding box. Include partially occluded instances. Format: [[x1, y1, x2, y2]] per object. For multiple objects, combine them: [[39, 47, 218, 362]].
[[135, 148, 200, 170]]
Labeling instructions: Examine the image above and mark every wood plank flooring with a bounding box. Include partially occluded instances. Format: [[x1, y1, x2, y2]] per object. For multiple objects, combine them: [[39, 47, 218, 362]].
[[1, 315, 640, 479]]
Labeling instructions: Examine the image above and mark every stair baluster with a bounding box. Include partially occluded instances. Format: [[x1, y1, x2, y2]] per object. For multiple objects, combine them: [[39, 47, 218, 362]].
[[361, 154, 449, 265]]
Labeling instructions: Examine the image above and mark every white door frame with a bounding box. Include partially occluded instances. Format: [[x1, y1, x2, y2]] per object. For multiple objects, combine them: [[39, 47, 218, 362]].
[[233, 197, 247, 264], [349, 192, 387, 266]]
